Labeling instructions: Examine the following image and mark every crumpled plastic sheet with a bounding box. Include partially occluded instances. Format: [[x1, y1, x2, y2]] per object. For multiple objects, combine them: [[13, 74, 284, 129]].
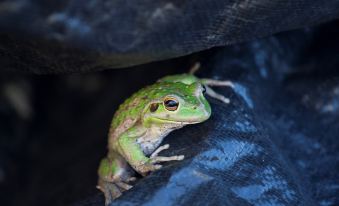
[[0, 0, 339, 73], [0, 1, 338, 206], [74, 22, 339, 206]]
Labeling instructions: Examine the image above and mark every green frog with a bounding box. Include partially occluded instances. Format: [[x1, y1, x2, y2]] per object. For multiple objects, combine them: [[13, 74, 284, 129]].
[[97, 63, 233, 205]]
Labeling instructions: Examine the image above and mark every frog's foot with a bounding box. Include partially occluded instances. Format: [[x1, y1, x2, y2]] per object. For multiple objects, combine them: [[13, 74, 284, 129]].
[[135, 144, 184, 175], [150, 144, 185, 163], [97, 179, 134, 205], [97, 179, 122, 206], [205, 85, 230, 104], [188, 62, 233, 104], [199, 78, 234, 104]]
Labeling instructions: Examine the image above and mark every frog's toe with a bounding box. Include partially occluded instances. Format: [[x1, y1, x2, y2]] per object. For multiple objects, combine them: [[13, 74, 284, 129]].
[[150, 144, 170, 158], [126, 177, 137, 182], [201, 78, 234, 88], [116, 181, 133, 191], [205, 85, 230, 104], [153, 164, 162, 170], [177, 155, 185, 160], [150, 155, 185, 163]]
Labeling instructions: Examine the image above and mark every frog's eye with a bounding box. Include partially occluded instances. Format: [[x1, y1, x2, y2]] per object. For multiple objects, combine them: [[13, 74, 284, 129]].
[[202, 85, 206, 94], [163, 97, 179, 111]]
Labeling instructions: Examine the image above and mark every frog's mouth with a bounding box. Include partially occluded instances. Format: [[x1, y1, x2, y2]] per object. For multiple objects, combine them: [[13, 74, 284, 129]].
[[153, 118, 201, 124]]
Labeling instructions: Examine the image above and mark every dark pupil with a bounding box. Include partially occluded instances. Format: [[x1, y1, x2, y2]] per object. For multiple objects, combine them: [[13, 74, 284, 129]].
[[202, 85, 206, 94], [165, 100, 178, 108]]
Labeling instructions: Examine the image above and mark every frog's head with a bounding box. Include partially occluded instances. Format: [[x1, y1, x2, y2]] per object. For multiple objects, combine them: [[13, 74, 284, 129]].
[[143, 82, 211, 126]]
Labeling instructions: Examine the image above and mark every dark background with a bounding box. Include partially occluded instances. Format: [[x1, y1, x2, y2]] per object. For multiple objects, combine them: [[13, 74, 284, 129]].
[[0, 1, 339, 206]]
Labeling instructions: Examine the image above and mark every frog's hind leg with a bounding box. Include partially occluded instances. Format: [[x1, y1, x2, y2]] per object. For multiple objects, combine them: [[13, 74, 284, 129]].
[[97, 157, 134, 205], [97, 178, 133, 205], [97, 179, 122, 205]]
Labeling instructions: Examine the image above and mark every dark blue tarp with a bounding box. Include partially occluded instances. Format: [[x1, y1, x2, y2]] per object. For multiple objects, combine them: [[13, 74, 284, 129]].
[[0, 1, 338, 206]]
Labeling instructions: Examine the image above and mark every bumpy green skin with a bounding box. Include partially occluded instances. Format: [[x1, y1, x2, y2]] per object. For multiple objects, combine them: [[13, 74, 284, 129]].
[[97, 74, 212, 204], [110, 74, 204, 133]]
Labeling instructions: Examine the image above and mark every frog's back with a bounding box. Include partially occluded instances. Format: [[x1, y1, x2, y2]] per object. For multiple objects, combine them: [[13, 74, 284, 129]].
[[108, 86, 150, 140]]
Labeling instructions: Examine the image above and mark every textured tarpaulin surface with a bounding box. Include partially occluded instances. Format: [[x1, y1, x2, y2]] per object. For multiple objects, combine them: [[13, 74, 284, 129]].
[[1, 22, 338, 206], [0, 0, 339, 73], [0, 1, 339, 206]]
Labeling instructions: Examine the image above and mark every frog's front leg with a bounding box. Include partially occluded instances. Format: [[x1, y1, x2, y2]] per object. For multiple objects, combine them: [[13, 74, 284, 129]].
[[116, 127, 163, 175], [204, 85, 230, 104], [201, 78, 234, 88], [201, 78, 234, 104], [150, 144, 185, 163], [117, 128, 184, 176]]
